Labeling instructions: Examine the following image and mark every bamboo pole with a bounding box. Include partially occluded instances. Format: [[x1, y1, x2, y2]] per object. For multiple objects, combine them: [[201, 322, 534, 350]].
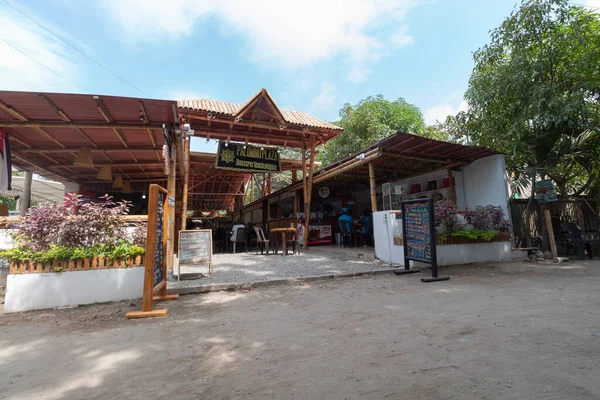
[[368, 162, 377, 213], [544, 209, 558, 258], [167, 145, 176, 273], [291, 170, 297, 183], [448, 168, 457, 206], [304, 136, 317, 250], [180, 137, 191, 231]]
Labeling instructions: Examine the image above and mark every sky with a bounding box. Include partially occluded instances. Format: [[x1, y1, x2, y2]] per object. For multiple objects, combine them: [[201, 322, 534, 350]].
[[1, 0, 598, 154]]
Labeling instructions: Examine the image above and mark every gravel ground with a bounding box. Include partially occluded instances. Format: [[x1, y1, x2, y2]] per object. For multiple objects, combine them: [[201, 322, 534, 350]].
[[171, 248, 387, 288]]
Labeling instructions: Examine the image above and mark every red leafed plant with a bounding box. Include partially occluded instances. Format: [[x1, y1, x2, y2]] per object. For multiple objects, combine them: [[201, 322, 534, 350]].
[[14, 193, 132, 252]]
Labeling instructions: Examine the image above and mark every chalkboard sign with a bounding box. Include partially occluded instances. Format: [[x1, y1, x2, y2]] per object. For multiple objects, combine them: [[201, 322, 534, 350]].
[[153, 191, 165, 288], [179, 229, 213, 270], [401, 199, 448, 282]]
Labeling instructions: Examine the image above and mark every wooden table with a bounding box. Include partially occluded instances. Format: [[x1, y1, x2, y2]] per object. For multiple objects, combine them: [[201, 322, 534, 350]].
[[271, 227, 297, 256]]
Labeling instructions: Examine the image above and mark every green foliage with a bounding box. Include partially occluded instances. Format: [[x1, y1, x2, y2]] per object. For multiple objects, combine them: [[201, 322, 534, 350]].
[[0, 242, 145, 263], [320, 95, 426, 165], [0, 194, 17, 211], [440, 229, 500, 243], [461, 0, 600, 195]]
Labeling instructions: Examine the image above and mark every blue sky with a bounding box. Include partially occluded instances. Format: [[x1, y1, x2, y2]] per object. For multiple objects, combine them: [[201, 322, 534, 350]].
[[1, 0, 597, 154]]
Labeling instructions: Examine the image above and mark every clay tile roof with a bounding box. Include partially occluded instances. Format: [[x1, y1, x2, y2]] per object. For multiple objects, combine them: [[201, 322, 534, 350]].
[[177, 98, 342, 131]]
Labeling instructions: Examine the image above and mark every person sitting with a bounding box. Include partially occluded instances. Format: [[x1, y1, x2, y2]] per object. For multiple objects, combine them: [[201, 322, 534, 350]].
[[230, 220, 245, 242], [357, 209, 373, 246], [338, 207, 355, 247]]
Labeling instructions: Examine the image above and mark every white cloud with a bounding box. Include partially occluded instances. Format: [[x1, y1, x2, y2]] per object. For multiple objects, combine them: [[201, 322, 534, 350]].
[[390, 25, 413, 48], [424, 100, 468, 125], [101, 0, 418, 83], [308, 83, 336, 113], [0, 4, 79, 92], [584, 0, 600, 9]]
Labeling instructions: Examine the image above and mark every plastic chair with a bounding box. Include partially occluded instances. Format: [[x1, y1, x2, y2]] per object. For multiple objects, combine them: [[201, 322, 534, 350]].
[[254, 227, 270, 255]]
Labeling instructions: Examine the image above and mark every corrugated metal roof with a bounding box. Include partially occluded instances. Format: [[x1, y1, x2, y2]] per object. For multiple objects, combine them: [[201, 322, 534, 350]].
[[178, 97, 342, 131]]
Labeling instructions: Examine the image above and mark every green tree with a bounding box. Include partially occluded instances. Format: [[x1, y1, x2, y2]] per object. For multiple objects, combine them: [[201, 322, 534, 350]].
[[320, 95, 426, 165], [0, 194, 17, 211], [464, 0, 600, 198]]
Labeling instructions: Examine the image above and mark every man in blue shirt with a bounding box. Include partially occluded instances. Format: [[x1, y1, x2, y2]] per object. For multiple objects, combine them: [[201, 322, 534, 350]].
[[338, 207, 354, 246]]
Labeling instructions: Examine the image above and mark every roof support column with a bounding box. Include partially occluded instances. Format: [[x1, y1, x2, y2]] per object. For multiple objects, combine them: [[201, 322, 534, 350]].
[[167, 146, 176, 275], [180, 137, 191, 231], [303, 135, 316, 250], [19, 170, 32, 216], [447, 168, 457, 206], [369, 162, 377, 213]]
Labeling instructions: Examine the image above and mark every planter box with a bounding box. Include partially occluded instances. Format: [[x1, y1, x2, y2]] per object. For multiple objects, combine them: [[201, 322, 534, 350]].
[[375, 211, 514, 267], [8, 255, 144, 274], [4, 267, 145, 313]]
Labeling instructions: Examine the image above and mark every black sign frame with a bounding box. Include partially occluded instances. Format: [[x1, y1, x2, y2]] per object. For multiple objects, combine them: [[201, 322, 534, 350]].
[[215, 141, 281, 173], [401, 198, 449, 283]]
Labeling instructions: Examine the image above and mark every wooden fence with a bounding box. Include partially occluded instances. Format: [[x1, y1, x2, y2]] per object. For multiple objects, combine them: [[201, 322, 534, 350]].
[[510, 198, 599, 252], [9, 255, 144, 274]]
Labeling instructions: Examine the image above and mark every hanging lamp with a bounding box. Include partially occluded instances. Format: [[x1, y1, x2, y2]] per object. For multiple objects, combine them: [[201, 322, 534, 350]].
[[113, 174, 123, 189], [122, 181, 132, 193], [73, 147, 93, 167], [96, 165, 112, 181]]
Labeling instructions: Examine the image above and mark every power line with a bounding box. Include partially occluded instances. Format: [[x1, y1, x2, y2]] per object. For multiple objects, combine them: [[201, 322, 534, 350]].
[[2, 0, 145, 94], [0, 36, 79, 86]]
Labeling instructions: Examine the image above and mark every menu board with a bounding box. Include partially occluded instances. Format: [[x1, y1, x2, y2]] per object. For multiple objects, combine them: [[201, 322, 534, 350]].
[[179, 230, 213, 266], [402, 199, 436, 264], [153, 191, 165, 288]]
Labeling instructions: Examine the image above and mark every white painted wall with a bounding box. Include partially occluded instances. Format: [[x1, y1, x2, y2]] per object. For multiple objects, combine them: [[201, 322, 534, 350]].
[[4, 267, 144, 313], [461, 154, 510, 217]]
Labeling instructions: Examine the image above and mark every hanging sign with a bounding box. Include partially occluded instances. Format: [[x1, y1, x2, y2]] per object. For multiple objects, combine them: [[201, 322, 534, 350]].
[[534, 180, 558, 204], [216, 142, 281, 173]]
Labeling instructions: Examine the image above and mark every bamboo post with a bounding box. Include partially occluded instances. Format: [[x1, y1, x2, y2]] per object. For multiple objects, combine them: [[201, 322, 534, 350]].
[[368, 162, 377, 213], [448, 167, 457, 206], [250, 175, 254, 203], [304, 136, 316, 249], [167, 144, 176, 273], [544, 209, 558, 258], [180, 137, 190, 231], [291, 170, 297, 183]]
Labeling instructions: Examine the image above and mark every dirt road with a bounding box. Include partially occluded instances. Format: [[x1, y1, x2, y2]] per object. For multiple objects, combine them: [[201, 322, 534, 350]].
[[1, 260, 599, 399]]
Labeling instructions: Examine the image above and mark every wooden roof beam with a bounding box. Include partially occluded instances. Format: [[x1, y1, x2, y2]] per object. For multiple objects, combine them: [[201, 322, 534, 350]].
[[0, 99, 28, 121], [38, 94, 71, 122], [113, 128, 128, 148], [138, 100, 150, 124], [93, 96, 114, 123], [0, 121, 165, 130], [147, 129, 157, 147], [18, 147, 157, 153]]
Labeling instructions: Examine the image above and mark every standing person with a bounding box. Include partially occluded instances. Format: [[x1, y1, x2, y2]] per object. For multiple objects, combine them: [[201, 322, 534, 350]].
[[357, 209, 373, 246]]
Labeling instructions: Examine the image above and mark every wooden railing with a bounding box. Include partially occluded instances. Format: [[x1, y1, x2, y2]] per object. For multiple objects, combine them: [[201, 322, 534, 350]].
[[9, 255, 144, 274], [0, 215, 148, 228]]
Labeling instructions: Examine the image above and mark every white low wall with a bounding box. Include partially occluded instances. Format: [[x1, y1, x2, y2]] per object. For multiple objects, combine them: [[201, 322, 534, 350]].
[[374, 210, 515, 267], [4, 267, 144, 313]]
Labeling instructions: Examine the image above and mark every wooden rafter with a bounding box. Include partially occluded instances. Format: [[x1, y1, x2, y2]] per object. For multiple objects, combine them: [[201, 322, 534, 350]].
[[138, 100, 150, 123], [0, 99, 28, 121], [93, 96, 114, 123], [18, 147, 157, 153], [32, 127, 66, 148], [147, 129, 156, 147], [113, 128, 128, 148], [38, 94, 71, 122], [0, 121, 165, 130]]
